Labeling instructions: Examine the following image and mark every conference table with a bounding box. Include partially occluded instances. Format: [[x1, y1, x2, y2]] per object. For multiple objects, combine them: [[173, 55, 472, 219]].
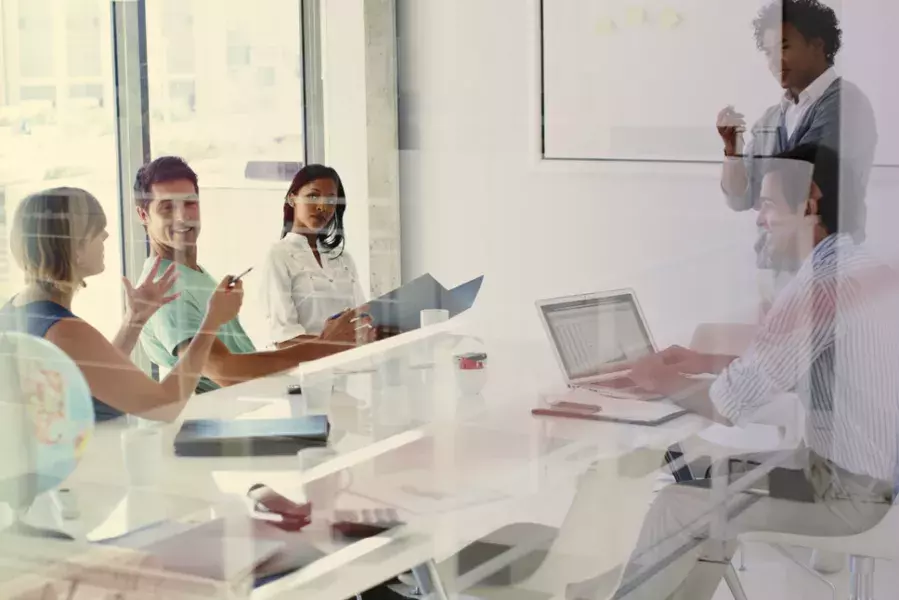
[[49, 323, 794, 599]]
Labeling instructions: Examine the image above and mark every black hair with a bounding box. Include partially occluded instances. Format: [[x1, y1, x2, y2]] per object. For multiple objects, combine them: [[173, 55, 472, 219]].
[[768, 143, 859, 236], [753, 0, 842, 65], [282, 164, 346, 256], [133, 156, 199, 209]]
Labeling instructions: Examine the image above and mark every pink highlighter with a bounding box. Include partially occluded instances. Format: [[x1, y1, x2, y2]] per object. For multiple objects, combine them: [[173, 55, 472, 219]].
[[532, 400, 605, 422]]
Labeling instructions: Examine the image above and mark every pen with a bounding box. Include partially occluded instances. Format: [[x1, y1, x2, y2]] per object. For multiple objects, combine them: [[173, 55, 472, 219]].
[[328, 309, 372, 322], [229, 267, 253, 286]]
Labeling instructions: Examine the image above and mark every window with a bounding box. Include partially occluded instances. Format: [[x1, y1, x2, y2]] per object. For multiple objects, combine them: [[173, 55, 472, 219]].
[[65, 0, 103, 78], [0, 199, 8, 290], [1, 0, 319, 351], [0, 0, 122, 340], [145, 0, 305, 346], [17, 0, 54, 79]]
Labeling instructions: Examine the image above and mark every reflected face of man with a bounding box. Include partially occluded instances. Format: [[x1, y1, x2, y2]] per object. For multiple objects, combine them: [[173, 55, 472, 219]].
[[757, 170, 815, 264], [762, 24, 823, 93], [138, 179, 201, 255]]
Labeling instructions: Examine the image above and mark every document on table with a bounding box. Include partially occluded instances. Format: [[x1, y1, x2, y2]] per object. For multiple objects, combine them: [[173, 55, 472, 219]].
[[542, 388, 687, 425], [345, 469, 509, 516]]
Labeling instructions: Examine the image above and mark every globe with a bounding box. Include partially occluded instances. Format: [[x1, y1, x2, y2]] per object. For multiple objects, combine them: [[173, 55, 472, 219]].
[[0, 332, 95, 508]]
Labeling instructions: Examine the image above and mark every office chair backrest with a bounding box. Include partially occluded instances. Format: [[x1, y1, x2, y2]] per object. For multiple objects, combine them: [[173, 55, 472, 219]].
[[0, 332, 94, 516]]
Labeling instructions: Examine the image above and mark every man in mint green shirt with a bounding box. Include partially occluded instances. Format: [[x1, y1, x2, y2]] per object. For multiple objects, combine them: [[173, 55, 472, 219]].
[[133, 156, 370, 392], [138, 256, 257, 393]]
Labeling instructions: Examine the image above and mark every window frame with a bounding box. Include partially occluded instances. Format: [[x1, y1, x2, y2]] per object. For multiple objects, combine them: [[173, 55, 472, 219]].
[[111, 0, 323, 373]]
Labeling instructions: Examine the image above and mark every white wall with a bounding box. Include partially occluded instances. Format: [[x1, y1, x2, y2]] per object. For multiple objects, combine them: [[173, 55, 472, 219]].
[[396, 0, 899, 382], [322, 0, 371, 297], [322, 0, 402, 300]]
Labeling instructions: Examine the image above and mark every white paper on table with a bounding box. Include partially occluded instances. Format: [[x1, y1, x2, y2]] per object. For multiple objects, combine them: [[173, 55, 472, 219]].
[[181, 397, 272, 421], [237, 396, 279, 404], [541, 388, 686, 423], [344, 469, 509, 516]]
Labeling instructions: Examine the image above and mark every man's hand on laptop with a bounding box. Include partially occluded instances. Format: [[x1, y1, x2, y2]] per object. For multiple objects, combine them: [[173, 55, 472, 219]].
[[629, 353, 693, 397], [658, 345, 737, 374], [653, 345, 716, 374], [597, 346, 717, 377]]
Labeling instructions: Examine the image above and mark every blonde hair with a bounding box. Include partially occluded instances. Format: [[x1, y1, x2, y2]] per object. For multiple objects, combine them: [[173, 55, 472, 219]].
[[9, 188, 107, 294]]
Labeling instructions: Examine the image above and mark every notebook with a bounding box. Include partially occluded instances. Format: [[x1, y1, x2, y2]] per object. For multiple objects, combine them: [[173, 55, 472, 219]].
[[174, 416, 330, 457], [540, 389, 687, 426]]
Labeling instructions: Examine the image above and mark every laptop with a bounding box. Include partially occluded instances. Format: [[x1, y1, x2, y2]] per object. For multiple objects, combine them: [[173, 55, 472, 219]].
[[536, 289, 667, 400], [536, 288, 697, 481]]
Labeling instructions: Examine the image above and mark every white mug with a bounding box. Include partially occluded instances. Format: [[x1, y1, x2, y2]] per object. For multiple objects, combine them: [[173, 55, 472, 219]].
[[121, 427, 162, 488]]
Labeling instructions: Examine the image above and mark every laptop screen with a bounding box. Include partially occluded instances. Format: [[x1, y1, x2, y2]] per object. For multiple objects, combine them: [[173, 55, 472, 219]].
[[541, 293, 654, 381]]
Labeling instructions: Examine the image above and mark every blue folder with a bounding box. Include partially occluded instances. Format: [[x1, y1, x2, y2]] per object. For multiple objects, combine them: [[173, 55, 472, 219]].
[[366, 273, 484, 333]]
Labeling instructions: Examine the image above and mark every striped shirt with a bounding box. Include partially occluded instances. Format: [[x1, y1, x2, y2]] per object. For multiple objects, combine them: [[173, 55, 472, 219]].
[[711, 234, 899, 482]]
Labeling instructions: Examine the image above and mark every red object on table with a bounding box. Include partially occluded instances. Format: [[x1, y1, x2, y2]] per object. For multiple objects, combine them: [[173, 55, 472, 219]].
[[248, 484, 312, 532], [458, 357, 485, 370]]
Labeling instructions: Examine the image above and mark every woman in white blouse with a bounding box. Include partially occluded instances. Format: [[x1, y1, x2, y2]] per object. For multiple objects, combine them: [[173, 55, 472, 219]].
[[259, 164, 367, 348]]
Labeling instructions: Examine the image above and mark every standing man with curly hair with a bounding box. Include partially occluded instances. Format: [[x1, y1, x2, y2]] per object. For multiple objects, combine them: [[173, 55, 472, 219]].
[[717, 0, 877, 315]]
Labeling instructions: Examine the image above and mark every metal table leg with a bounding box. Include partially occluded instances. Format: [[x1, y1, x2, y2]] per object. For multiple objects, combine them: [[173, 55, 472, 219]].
[[411, 560, 449, 600]]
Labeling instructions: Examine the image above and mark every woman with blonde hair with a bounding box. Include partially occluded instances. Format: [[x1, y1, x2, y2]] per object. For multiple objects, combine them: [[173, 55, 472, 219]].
[[0, 187, 242, 421]]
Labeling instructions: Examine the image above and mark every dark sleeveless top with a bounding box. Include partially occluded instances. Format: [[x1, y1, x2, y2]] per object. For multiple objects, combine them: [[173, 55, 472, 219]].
[[0, 300, 124, 422]]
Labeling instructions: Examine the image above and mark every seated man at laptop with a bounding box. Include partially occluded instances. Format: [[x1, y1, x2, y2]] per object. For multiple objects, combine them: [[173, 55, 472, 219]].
[[572, 144, 899, 600], [134, 157, 376, 391]]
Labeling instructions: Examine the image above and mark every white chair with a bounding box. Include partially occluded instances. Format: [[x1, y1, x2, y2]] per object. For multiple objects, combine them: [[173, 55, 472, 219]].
[[737, 502, 899, 600], [445, 448, 681, 599]]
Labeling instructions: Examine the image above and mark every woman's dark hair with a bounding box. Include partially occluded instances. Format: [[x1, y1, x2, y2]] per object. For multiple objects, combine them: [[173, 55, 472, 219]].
[[282, 164, 346, 256], [769, 143, 860, 236], [753, 0, 842, 65]]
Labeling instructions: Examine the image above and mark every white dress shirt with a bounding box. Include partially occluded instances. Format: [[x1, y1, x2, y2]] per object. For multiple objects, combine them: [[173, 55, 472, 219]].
[[259, 233, 366, 344], [711, 234, 899, 482], [781, 67, 838, 138]]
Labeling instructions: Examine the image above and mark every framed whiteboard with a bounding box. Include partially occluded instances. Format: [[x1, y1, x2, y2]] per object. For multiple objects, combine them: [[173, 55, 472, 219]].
[[540, 0, 898, 166]]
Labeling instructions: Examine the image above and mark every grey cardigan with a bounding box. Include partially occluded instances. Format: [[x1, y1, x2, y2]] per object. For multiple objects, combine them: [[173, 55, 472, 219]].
[[727, 77, 878, 236]]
